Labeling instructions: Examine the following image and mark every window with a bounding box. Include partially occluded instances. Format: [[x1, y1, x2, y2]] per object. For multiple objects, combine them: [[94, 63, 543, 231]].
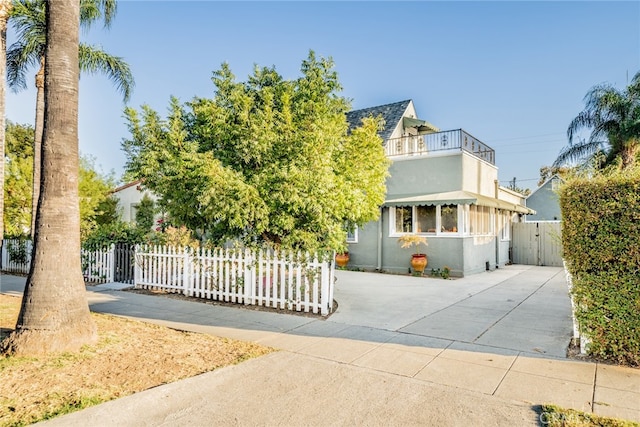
[[395, 206, 413, 233], [346, 227, 358, 243], [416, 206, 436, 233], [500, 211, 511, 240], [468, 205, 494, 235], [130, 203, 139, 223], [441, 204, 458, 232], [469, 205, 477, 234], [391, 205, 459, 236]]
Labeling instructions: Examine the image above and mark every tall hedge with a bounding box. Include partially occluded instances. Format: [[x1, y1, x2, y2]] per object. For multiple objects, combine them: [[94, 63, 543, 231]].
[[560, 171, 640, 366]]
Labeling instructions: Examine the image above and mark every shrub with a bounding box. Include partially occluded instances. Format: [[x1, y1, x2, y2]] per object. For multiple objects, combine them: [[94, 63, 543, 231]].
[[560, 169, 640, 366], [82, 221, 145, 251]]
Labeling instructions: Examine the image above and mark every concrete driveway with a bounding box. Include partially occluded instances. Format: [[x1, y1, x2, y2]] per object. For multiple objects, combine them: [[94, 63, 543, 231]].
[[332, 265, 573, 358]]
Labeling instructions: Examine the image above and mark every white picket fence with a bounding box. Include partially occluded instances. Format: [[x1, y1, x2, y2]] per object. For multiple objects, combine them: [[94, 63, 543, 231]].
[[81, 246, 115, 283], [1, 239, 114, 283], [1, 239, 33, 275], [134, 245, 336, 315]]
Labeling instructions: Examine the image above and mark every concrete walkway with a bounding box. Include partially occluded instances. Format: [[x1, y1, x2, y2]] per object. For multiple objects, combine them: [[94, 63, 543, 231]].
[[1, 266, 639, 425]]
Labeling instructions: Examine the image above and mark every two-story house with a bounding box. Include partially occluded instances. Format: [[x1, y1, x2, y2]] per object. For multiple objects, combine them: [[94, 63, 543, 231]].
[[344, 100, 533, 277]]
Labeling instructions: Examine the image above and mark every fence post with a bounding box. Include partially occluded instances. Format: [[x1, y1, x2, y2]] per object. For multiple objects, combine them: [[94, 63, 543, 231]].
[[183, 246, 192, 296], [133, 245, 140, 287], [320, 256, 328, 315], [108, 244, 115, 283], [243, 248, 252, 305]]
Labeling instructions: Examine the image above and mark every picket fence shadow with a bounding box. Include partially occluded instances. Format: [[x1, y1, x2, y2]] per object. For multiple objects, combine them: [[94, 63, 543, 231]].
[[135, 246, 336, 316]]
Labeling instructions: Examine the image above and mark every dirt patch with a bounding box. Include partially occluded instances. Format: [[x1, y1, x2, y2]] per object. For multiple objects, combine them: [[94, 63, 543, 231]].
[[0, 294, 274, 426]]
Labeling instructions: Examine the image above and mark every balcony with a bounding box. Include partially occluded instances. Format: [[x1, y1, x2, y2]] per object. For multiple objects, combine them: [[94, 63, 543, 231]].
[[384, 129, 495, 165]]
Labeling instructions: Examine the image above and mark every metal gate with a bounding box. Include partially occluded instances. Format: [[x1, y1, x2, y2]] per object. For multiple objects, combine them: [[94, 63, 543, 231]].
[[114, 243, 135, 283], [511, 222, 563, 267]]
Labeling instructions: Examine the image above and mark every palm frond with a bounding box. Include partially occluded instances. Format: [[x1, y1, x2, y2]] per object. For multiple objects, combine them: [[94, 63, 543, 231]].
[[6, 40, 42, 91], [80, 0, 117, 29], [553, 138, 604, 168], [79, 43, 135, 102]]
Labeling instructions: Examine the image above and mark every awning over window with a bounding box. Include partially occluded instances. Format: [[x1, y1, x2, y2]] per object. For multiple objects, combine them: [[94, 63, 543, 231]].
[[402, 117, 439, 133], [384, 190, 535, 214]]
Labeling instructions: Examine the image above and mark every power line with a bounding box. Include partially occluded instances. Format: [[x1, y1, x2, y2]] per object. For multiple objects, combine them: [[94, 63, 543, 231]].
[[499, 178, 539, 183]]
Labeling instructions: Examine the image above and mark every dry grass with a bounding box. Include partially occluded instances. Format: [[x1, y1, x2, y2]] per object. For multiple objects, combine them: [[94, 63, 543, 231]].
[[540, 404, 640, 427], [0, 294, 274, 426]]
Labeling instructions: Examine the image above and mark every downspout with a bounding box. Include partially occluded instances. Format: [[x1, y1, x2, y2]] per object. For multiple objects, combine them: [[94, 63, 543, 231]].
[[377, 207, 383, 271]]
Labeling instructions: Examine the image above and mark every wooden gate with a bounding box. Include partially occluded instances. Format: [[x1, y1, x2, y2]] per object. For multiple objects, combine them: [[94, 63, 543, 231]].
[[511, 222, 563, 267], [114, 243, 135, 283]]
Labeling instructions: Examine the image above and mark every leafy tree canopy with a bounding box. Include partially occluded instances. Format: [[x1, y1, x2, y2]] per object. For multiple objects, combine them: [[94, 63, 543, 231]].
[[3, 121, 34, 237], [79, 155, 118, 239], [3, 124, 118, 239], [537, 165, 572, 187], [134, 193, 155, 232], [122, 51, 390, 254]]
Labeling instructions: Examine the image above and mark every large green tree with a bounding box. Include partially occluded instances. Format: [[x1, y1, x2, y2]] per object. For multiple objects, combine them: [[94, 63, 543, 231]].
[[7, 0, 133, 236], [78, 155, 117, 238], [554, 71, 640, 170], [3, 120, 33, 236], [123, 52, 389, 254], [3, 121, 118, 238], [1, 0, 97, 356]]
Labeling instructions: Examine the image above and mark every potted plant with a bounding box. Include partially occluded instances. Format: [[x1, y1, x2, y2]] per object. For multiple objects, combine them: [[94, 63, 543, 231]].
[[335, 251, 350, 268], [397, 234, 428, 275]]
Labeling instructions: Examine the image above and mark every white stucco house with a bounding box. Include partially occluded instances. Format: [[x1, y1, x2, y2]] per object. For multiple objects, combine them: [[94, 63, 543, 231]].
[[112, 180, 158, 224], [344, 100, 533, 277]]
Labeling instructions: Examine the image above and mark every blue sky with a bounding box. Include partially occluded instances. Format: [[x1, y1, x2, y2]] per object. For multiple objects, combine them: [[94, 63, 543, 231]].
[[6, 1, 640, 191]]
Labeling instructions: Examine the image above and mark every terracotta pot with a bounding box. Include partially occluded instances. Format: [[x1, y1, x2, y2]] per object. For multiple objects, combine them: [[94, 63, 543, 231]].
[[410, 253, 428, 274], [335, 252, 350, 268]]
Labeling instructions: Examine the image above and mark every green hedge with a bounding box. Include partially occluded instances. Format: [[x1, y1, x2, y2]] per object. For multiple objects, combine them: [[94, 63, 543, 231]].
[[560, 171, 640, 366]]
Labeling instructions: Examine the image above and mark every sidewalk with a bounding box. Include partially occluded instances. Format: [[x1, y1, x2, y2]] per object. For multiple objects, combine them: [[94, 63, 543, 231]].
[[1, 267, 639, 425]]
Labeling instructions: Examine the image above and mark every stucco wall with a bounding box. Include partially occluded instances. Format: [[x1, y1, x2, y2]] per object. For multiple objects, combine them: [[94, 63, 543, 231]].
[[114, 183, 158, 223], [526, 181, 562, 221], [346, 219, 379, 270], [463, 235, 497, 275], [385, 154, 463, 197], [460, 152, 499, 196]]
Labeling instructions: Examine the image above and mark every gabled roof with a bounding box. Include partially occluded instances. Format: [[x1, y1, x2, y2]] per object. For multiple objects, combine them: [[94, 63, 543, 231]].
[[113, 179, 142, 193], [346, 100, 412, 141], [526, 174, 563, 199]]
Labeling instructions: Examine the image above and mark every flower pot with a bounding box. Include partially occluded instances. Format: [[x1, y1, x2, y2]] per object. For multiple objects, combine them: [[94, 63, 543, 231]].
[[335, 252, 350, 268], [410, 253, 428, 274]]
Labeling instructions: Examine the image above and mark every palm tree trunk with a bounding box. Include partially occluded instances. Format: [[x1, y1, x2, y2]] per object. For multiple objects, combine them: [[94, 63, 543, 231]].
[[0, 0, 12, 248], [30, 59, 45, 237], [1, 0, 97, 356]]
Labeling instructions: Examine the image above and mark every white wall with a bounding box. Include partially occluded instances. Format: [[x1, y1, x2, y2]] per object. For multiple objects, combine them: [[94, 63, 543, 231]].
[[113, 182, 158, 223]]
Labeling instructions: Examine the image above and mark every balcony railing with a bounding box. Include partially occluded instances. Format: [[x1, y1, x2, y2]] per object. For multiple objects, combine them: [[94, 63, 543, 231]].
[[384, 129, 495, 165]]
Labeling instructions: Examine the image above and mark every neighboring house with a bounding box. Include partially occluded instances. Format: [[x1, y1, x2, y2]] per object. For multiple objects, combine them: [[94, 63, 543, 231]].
[[112, 180, 158, 224], [345, 100, 533, 277], [525, 175, 563, 222]]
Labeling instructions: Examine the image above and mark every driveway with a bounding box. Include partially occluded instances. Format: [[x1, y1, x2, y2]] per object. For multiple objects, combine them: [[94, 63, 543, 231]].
[[332, 265, 573, 358]]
